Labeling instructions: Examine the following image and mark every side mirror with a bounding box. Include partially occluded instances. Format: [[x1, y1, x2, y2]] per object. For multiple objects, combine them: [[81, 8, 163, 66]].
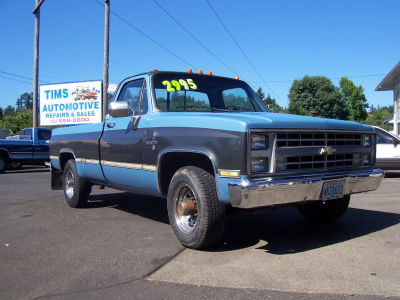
[[108, 101, 130, 118]]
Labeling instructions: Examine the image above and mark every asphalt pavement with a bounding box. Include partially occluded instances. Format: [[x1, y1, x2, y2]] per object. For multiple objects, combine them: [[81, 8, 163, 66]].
[[0, 166, 399, 299]]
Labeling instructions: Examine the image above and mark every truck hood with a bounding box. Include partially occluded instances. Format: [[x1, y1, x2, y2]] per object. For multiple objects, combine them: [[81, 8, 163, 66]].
[[223, 112, 372, 131], [152, 112, 373, 132]]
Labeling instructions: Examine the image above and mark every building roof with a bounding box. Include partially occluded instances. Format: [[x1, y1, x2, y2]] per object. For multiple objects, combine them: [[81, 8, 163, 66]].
[[375, 61, 400, 91]]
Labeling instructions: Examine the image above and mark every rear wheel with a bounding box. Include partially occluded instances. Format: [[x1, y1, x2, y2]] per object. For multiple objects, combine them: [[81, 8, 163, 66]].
[[167, 166, 226, 249], [297, 196, 350, 223], [63, 159, 91, 208], [0, 154, 8, 174]]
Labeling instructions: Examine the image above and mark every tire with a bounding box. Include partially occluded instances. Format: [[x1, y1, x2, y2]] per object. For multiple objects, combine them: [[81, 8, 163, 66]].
[[167, 166, 226, 249], [0, 154, 8, 174], [63, 159, 91, 208], [10, 162, 22, 169], [297, 196, 350, 223]]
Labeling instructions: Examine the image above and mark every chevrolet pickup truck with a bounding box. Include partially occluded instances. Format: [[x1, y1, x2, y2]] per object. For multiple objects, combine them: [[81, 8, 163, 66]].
[[0, 127, 51, 173], [50, 70, 383, 249]]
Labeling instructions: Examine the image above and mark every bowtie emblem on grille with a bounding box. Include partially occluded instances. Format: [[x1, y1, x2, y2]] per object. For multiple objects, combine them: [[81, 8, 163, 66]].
[[320, 146, 336, 155]]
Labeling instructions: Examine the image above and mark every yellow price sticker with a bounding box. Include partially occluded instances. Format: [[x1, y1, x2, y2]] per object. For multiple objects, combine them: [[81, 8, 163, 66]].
[[162, 79, 198, 92]]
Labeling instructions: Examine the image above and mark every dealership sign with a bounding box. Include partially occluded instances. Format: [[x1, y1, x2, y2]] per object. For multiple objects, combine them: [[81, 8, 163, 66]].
[[39, 81, 102, 126]]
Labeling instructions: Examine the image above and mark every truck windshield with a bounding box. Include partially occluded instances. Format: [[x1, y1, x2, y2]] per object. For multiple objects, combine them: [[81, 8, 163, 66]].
[[152, 72, 268, 112]]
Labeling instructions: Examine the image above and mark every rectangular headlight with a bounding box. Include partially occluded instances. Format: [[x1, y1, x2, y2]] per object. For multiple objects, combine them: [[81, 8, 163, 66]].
[[251, 157, 268, 173], [251, 134, 267, 150]]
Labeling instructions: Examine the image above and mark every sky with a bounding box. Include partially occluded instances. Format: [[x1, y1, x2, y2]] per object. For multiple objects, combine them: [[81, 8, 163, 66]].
[[0, 0, 399, 110]]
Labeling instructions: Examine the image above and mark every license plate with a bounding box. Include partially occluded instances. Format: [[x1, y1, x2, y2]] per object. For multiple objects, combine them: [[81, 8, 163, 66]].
[[321, 180, 345, 200]]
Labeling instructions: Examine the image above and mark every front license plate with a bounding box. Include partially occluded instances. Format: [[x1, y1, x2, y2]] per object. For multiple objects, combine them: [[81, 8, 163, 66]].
[[321, 180, 345, 200]]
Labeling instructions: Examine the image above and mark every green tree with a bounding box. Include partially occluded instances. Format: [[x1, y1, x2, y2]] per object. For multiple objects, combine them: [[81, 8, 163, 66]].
[[0, 107, 3, 120], [4, 105, 16, 116], [4, 109, 32, 133], [339, 77, 368, 122], [256, 87, 286, 113], [288, 76, 349, 119], [364, 105, 393, 130], [16, 92, 33, 110]]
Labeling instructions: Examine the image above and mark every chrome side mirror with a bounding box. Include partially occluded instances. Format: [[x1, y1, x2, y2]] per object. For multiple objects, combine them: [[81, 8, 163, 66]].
[[108, 101, 130, 118]]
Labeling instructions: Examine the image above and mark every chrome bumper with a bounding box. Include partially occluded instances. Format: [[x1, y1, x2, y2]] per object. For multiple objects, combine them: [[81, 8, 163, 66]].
[[228, 169, 384, 209]]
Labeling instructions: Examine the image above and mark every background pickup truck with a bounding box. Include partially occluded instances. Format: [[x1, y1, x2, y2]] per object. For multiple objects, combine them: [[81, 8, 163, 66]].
[[0, 127, 51, 173], [50, 70, 383, 249]]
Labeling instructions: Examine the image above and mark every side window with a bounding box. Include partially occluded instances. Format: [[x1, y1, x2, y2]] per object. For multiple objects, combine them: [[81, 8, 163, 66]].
[[117, 79, 147, 115], [222, 88, 255, 111], [21, 129, 32, 140], [376, 131, 394, 144], [38, 129, 51, 140]]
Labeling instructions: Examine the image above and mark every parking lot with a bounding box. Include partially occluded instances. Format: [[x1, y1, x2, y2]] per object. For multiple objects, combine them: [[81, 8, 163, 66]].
[[1, 167, 399, 299]]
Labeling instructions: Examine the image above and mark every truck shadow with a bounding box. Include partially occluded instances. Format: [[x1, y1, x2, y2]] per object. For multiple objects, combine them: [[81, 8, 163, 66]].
[[86, 192, 400, 255], [88, 192, 169, 224], [215, 207, 400, 254]]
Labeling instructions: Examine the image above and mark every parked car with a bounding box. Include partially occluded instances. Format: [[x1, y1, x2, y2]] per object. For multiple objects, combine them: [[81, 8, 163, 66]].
[[374, 126, 400, 170], [0, 127, 51, 173], [50, 70, 383, 249]]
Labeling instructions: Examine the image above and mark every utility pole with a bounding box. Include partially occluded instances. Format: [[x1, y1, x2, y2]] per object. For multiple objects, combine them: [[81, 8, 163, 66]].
[[32, 0, 45, 127], [102, 0, 110, 121]]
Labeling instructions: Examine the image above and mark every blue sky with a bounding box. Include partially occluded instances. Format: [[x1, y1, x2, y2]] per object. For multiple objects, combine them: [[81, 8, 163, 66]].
[[0, 0, 398, 109]]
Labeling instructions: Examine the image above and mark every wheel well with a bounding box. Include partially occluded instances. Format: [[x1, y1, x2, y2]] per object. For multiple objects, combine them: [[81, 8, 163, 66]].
[[0, 149, 10, 159], [59, 153, 75, 170], [158, 152, 215, 196]]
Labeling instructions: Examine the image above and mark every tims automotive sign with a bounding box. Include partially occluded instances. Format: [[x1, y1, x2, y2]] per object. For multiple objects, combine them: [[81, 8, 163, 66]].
[[39, 81, 102, 126]]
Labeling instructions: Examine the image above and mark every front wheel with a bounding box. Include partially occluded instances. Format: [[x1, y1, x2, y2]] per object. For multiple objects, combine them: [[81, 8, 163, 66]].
[[63, 159, 91, 208], [167, 166, 226, 249], [297, 196, 350, 223]]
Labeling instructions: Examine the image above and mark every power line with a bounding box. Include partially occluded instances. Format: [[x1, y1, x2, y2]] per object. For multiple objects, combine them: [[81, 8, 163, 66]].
[[248, 73, 388, 84], [0, 75, 33, 85], [93, 0, 196, 69], [205, 0, 282, 101], [0, 70, 51, 84], [152, 0, 238, 76]]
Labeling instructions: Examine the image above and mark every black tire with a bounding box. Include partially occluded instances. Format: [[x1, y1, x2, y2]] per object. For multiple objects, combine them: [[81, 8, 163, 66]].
[[63, 159, 91, 208], [167, 166, 226, 249], [297, 196, 350, 223], [0, 154, 9, 174]]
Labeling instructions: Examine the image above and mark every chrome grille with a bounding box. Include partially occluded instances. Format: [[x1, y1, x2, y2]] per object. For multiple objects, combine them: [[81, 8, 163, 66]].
[[275, 132, 369, 172]]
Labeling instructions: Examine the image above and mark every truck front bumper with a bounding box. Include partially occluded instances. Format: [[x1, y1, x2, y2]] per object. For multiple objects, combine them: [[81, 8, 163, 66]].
[[228, 168, 384, 209]]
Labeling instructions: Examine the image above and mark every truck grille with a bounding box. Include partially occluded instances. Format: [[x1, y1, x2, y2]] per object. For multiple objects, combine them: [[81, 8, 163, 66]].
[[274, 132, 369, 172]]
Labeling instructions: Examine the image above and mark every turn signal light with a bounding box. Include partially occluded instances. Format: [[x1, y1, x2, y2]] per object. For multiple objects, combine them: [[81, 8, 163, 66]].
[[219, 170, 240, 178]]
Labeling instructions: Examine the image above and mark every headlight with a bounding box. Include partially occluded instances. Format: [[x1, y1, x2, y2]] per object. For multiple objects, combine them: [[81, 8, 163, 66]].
[[251, 157, 268, 173], [251, 134, 267, 150]]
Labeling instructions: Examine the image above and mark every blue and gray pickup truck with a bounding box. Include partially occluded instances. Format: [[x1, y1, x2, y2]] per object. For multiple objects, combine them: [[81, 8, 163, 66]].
[[50, 70, 383, 249], [0, 127, 51, 173]]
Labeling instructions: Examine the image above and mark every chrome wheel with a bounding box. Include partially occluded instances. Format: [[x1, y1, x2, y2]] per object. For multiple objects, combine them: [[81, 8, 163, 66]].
[[174, 183, 197, 234], [65, 169, 75, 199]]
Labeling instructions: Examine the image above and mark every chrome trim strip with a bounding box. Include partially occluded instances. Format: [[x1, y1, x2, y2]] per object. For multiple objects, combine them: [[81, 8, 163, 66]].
[[142, 164, 157, 172], [228, 168, 384, 209], [50, 156, 59, 160], [101, 160, 142, 170], [101, 160, 156, 172]]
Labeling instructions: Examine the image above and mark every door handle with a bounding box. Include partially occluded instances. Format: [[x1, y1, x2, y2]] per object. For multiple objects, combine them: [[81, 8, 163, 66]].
[[106, 122, 115, 128]]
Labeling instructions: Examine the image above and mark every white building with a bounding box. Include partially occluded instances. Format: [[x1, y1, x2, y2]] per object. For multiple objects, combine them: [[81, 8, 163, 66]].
[[376, 61, 400, 136]]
